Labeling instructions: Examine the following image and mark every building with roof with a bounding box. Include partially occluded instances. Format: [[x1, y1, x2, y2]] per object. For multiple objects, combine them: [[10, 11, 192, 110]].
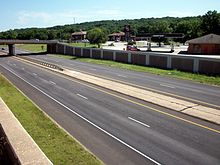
[[108, 32, 125, 41], [186, 34, 220, 55], [71, 31, 87, 42]]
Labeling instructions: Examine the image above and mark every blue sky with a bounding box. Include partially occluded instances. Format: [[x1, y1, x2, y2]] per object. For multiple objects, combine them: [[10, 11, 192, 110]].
[[1, 0, 220, 32]]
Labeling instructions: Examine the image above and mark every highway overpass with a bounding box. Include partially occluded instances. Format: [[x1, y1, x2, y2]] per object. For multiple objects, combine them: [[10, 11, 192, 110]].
[[0, 40, 58, 55]]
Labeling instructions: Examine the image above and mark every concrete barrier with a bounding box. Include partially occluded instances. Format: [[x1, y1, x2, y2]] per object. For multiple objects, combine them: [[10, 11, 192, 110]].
[[51, 43, 220, 75], [0, 98, 52, 164], [19, 56, 63, 71], [149, 55, 167, 69], [92, 49, 101, 59], [103, 50, 114, 60], [171, 57, 194, 72], [115, 51, 129, 63]]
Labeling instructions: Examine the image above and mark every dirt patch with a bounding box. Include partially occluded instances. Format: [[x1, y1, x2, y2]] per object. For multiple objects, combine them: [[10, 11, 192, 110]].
[[0, 51, 7, 56]]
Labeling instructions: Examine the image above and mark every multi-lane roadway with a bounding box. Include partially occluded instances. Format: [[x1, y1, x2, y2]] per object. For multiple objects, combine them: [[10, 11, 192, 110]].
[[28, 54, 220, 108], [0, 54, 220, 165]]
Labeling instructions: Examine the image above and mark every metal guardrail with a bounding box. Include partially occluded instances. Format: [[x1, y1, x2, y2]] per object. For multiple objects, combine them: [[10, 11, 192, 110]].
[[19, 56, 64, 71], [0, 124, 21, 165]]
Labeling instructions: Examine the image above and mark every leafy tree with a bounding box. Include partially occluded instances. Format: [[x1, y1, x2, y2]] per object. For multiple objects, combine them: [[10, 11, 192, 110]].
[[149, 21, 172, 33], [60, 33, 70, 40], [174, 19, 202, 42], [201, 10, 220, 35], [0, 30, 17, 39], [35, 29, 48, 40], [87, 28, 107, 48], [1, 10, 219, 42], [7, 30, 18, 39], [48, 30, 57, 40]]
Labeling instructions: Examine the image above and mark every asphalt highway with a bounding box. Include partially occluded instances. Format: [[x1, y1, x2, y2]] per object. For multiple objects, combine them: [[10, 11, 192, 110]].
[[0, 57, 220, 165], [27, 54, 220, 109]]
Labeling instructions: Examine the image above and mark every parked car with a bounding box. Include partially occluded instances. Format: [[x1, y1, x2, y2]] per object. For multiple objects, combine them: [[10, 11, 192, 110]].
[[126, 45, 140, 51]]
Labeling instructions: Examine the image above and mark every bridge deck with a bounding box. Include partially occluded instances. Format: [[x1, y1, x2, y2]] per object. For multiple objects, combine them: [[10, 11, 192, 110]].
[[0, 40, 58, 45]]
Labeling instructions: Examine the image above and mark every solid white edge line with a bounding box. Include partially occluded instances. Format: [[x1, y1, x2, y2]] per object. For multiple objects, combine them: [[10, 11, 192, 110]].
[[49, 81, 56, 85], [117, 74, 127, 78], [1, 65, 161, 165], [89, 68, 97, 71], [160, 84, 176, 89], [128, 117, 150, 128], [76, 94, 88, 100]]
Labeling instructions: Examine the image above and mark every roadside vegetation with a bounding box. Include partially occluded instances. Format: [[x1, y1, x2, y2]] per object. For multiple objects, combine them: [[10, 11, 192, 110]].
[[87, 28, 108, 48], [0, 75, 103, 165], [0, 11, 219, 43], [52, 54, 220, 86]]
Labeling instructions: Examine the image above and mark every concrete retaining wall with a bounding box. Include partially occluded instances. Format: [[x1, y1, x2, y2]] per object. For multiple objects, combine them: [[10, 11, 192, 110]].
[[103, 50, 114, 60], [171, 57, 194, 72], [50, 43, 220, 75], [92, 49, 101, 59], [149, 55, 167, 69]]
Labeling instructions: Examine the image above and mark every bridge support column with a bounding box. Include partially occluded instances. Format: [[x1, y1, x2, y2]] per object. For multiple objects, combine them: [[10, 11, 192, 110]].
[[47, 43, 57, 54], [8, 44, 15, 55]]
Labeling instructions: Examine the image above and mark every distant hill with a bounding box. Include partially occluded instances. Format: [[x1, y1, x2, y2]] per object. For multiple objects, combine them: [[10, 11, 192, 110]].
[[0, 10, 219, 42]]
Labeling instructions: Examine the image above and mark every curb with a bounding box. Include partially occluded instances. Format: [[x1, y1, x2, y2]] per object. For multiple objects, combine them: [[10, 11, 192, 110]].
[[0, 97, 53, 165]]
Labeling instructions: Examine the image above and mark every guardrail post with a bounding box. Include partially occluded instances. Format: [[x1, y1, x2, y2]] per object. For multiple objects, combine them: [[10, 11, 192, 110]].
[[56, 44, 58, 54], [90, 49, 92, 58], [101, 49, 104, 59], [72, 47, 75, 56], [167, 56, 172, 69], [128, 52, 131, 63], [113, 51, 116, 61], [193, 58, 199, 73], [145, 55, 149, 65], [63, 45, 66, 54], [81, 48, 83, 57]]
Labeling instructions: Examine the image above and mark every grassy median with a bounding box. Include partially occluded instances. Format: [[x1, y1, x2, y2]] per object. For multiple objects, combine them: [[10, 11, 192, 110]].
[[52, 54, 220, 86], [0, 75, 103, 165]]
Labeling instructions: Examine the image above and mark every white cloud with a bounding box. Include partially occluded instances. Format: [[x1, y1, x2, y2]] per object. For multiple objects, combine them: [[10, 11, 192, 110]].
[[15, 9, 125, 28], [17, 11, 52, 25], [16, 10, 87, 27], [16, 9, 195, 29], [96, 9, 122, 16]]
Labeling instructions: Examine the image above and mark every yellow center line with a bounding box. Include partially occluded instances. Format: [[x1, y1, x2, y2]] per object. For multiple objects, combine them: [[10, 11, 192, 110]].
[[68, 77, 220, 135], [12, 57, 220, 135], [65, 66, 220, 110], [32, 55, 220, 110]]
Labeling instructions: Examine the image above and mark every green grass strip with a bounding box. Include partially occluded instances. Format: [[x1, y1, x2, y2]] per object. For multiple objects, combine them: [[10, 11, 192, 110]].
[[53, 54, 220, 86], [16, 44, 47, 52], [0, 75, 103, 165]]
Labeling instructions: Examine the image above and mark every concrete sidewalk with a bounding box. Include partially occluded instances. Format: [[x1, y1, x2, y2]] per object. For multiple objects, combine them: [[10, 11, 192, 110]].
[[0, 97, 52, 165], [15, 57, 220, 125]]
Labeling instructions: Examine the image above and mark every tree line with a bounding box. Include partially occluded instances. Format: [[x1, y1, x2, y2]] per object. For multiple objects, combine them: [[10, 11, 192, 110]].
[[0, 10, 219, 43]]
